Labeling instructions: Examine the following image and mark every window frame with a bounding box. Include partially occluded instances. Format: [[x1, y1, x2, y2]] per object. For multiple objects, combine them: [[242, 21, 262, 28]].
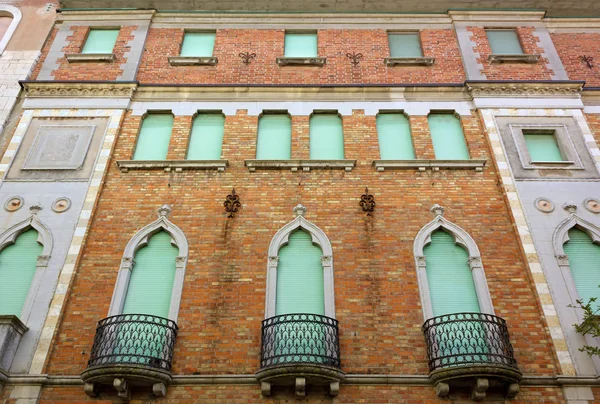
[[387, 31, 424, 58], [277, 30, 326, 66], [0, 5, 22, 55], [80, 27, 121, 54], [186, 110, 226, 161], [485, 28, 524, 55], [255, 111, 292, 160], [427, 111, 471, 161], [132, 111, 174, 161], [179, 30, 216, 57], [510, 123, 582, 169]]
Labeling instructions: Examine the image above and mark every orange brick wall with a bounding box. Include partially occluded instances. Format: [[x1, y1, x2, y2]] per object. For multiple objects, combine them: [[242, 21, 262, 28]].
[[586, 113, 600, 146], [468, 26, 554, 80], [552, 33, 600, 86]]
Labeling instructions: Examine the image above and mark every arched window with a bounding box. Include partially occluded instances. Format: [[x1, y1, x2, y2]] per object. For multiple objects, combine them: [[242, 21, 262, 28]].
[[0, 6, 22, 55]]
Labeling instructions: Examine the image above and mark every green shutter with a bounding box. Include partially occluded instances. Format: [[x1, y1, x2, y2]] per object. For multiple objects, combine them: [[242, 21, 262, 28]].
[[0, 229, 42, 317], [388, 33, 423, 58], [428, 114, 470, 160], [133, 114, 173, 161], [376, 114, 415, 159], [187, 113, 225, 160], [180, 32, 216, 57], [486, 30, 523, 55], [81, 29, 119, 54], [564, 229, 600, 311], [122, 231, 178, 318], [524, 132, 564, 162], [276, 230, 324, 316], [256, 115, 292, 159], [309, 114, 344, 160], [424, 231, 480, 317], [284, 33, 318, 58]]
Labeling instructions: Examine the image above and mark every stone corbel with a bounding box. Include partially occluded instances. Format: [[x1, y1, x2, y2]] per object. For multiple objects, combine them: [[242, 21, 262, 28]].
[[113, 377, 130, 400], [471, 378, 489, 401], [295, 377, 306, 397]]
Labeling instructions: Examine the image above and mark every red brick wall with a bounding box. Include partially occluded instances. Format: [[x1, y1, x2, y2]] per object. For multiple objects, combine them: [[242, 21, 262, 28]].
[[586, 113, 600, 146], [552, 33, 600, 86], [135, 28, 465, 84], [31, 26, 58, 80], [468, 26, 554, 80]]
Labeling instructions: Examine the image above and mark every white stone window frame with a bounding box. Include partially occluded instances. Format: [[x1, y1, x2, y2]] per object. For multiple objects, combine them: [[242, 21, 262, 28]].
[[108, 205, 189, 322], [413, 205, 494, 321], [0, 5, 22, 55], [0, 213, 53, 324], [264, 205, 335, 319]]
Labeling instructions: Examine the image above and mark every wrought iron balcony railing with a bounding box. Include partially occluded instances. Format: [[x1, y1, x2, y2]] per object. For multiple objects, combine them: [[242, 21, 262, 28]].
[[260, 313, 341, 369], [86, 314, 178, 372], [422, 312, 518, 372]]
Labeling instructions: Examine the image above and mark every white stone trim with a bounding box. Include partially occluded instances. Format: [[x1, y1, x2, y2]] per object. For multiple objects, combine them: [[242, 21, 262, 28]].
[[0, 5, 22, 55], [553, 214, 600, 256]]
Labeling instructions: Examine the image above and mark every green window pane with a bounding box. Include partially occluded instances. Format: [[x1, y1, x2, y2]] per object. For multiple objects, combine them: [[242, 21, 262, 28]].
[[81, 29, 119, 54], [187, 113, 225, 160], [180, 32, 216, 57], [276, 230, 324, 316], [284, 33, 318, 58], [0, 230, 43, 317], [424, 231, 481, 317], [122, 231, 179, 318], [564, 229, 600, 312], [309, 114, 344, 160], [388, 33, 423, 58], [428, 114, 469, 160], [486, 30, 523, 55], [133, 114, 173, 161], [256, 115, 292, 159], [524, 132, 563, 162], [376, 114, 415, 159]]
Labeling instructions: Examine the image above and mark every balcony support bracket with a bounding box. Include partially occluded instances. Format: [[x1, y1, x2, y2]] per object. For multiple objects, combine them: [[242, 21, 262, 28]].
[[435, 381, 450, 397], [507, 382, 520, 398], [295, 377, 306, 397], [261, 381, 271, 396], [330, 381, 340, 396], [83, 382, 99, 397], [153, 382, 167, 397], [471, 377, 489, 401], [113, 377, 130, 400]]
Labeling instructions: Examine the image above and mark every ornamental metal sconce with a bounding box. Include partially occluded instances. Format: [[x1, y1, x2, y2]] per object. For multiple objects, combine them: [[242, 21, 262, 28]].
[[224, 189, 241, 218], [239, 52, 257, 65], [579, 55, 594, 69], [359, 188, 375, 216], [346, 52, 363, 66]]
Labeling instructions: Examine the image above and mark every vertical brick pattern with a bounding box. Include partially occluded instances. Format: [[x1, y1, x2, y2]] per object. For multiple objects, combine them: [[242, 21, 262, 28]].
[[552, 33, 600, 86]]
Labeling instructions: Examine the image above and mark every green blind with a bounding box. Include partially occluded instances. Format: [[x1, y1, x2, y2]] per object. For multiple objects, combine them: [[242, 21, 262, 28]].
[[424, 231, 480, 317], [524, 132, 564, 162], [0, 229, 42, 317], [81, 29, 119, 54], [309, 114, 344, 160], [187, 113, 225, 160], [428, 114, 470, 160], [276, 230, 324, 315], [180, 32, 216, 57], [284, 33, 318, 58], [486, 30, 523, 55], [388, 33, 423, 58], [122, 231, 178, 318], [256, 115, 292, 159], [564, 229, 600, 311], [376, 114, 415, 159], [133, 114, 173, 161]]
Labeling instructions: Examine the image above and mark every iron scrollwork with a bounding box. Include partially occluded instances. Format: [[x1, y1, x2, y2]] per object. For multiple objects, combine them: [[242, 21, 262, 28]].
[[359, 188, 375, 216], [239, 52, 257, 64], [224, 188, 241, 218], [579, 55, 594, 69], [346, 52, 363, 66]]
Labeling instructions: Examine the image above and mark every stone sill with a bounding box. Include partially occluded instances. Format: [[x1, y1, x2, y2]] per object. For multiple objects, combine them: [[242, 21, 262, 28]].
[[373, 159, 486, 172], [65, 53, 115, 63], [384, 57, 435, 66], [117, 160, 228, 172], [525, 160, 583, 170], [276, 57, 326, 67], [168, 56, 218, 66], [245, 159, 356, 172], [488, 54, 540, 64]]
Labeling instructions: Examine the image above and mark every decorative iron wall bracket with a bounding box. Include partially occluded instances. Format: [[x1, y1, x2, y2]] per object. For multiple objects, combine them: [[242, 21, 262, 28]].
[[224, 189, 241, 218]]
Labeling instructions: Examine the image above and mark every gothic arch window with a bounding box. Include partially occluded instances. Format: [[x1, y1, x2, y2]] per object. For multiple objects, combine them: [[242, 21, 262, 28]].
[[108, 205, 188, 322], [413, 205, 494, 320], [264, 205, 335, 319], [0, 5, 22, 55]]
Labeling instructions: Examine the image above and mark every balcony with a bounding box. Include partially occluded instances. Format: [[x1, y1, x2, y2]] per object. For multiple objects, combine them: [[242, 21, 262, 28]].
[[422, 312, 522, 401], [81, 314, 178, 399], [256, 313, 345, 397]]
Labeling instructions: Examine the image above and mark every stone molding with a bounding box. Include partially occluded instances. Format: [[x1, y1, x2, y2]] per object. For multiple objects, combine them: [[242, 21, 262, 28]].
[[117, 160, 228, 172], [21, 82, 137, 98], [466, 81, 584, 97], [245, 159, 355, 172], [65, 53, 116, 63], [0, 5, 22, 55], [373, 159, 485, 171], [487, 54, 540, 64], [168, 56, 218, 66], [276, 57, 326, 67], [384, 57, 435, 66], [553, 213, 600, 256]]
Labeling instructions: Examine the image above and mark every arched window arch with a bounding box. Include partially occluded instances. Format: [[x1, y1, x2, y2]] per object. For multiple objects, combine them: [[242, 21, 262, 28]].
[[265, 204, 335, 318], [413, 205, 494, 320], [108, 205, 188, 322], [0, 209, 53, 323], [0, 5, 22, 55]]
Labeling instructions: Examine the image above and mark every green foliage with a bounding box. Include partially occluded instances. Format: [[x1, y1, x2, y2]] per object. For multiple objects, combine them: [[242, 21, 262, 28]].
[[570, 297, 600, 357]]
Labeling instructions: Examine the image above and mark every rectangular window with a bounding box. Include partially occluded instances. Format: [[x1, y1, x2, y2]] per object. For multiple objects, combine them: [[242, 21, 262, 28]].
[[428, 113, 470, 160], [284, 33, 318, 58], [81, 29, 119, 54], [187, 113, 225, 160], [485, 29, 523, 55], [376, 113, 415, 159], [133, 114, 173, 160], [388, 32, 423, 58], [180, 32, 216, 57], [523, 130, 564, 162], [256, 114, 292, 159], [309, 114, 344, 159]]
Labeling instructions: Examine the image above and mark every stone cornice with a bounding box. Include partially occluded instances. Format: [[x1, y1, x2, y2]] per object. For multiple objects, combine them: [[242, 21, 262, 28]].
[[448, 10, 546, 22], [21, 82, 138, 98], [466, 81, 584, 98], [57, 9, 156, 22]]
